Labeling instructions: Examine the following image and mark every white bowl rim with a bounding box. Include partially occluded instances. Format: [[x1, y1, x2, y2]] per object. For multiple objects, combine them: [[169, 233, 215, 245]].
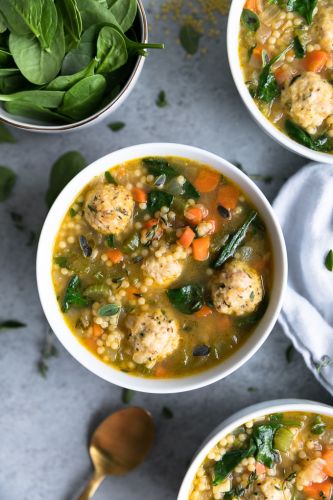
[[227, 0, 333, 164], [0, 0, 148, 132], [177, 398, 333, 499], [36, 142, 287, 394]]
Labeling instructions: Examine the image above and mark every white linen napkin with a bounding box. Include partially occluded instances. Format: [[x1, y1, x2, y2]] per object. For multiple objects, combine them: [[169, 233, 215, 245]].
[[273, 163, 333, 396]]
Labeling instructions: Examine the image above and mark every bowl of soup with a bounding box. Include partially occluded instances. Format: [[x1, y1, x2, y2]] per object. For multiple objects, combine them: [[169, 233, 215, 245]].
[[36, 143, 287, 393], [227, 0, 333, 163], [178, 399, 333, 499]]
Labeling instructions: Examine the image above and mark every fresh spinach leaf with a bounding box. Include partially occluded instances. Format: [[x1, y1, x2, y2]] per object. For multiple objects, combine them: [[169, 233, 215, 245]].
[[325, 249, 333, 271], [57, 0, 82, 50], [293, 35, 305, 58], [108, 0, 137, 33], [0, 89, 65, 107], [256, 44, 293, 103], [161, 406, 173, 419], [167, 284, 204, 314], [61, 24, 99, 75], [0, 319, 26, 330], [0, 165, 16, 201], [286, 0, 317, 24], [3, 100, 70, 123], [105, 170, 117, 184], [156, 90, 168, 107], [179, 24, 201, 55], [76, 0, 120, 30], [143, 157, 178, 179], [147, 189, 173, 215], [183, 179, 199, 200], [46, 60, 95, 91], [252, 423, 280, 468], [108, 121, 125, 131], [46, 151, 86, 207], [311, 415, 326, 435], [0, 123, 16, 143], [59, 74, 107, 120], [285, 119, 333, 152], [95, 26, 128, 73], [241, 8, 260, 32], [213, 443, 256, 485], [98, 303, 120, 316], [62, 274, 89, 312]]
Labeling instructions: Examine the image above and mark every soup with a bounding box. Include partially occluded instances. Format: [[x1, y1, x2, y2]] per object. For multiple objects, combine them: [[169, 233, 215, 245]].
[[190, 411, 333, 499], [52, 156, 272, 378], [239, 0, 333, 153]]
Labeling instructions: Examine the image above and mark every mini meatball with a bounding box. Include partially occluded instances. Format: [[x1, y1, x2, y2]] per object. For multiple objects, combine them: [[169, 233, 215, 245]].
[[211, 259, 263, 316], [310, 5, 333, 53], [84, 183, 134, 235], [141, 244, 187, 286], [260, 478, 291, 500], [281, 72, 333, 133], [126, 310, 179, 368]]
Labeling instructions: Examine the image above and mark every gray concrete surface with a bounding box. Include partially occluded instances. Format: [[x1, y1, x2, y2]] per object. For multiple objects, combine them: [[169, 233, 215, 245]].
[[0, 4, 331, 500]]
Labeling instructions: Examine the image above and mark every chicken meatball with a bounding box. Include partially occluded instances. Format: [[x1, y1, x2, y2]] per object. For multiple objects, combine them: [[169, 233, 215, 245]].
[[211, 259, 263, 316], [281, 72, 333, 133], [84, 183, 134, 235], [126, 310, 179, 368], [141, 244, 187, 286], [310, 5, 333, 53], [260, 478, 291, 500]]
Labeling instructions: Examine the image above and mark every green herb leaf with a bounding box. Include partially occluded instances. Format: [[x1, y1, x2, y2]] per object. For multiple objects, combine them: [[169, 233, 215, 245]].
[[105, 171, 117, 184], [311, 415, 326, 435], [293, 35, 305, 58], [62, 275, 89, 312], [54, 256, 68, 268], [285, 119, 333, 152], [253, 424, 280, 468], [0, 123, 16, 143], [0, 165, 16, 202], [143, 157, 178, 179], [95, 26, 128, 74], [106, 234, 117, 247], [325, 250, 333, 271], [286, 0, 317, 24], [108, 121, 125, 131], [179, 24, 201, 55], [256, 44, 293, 103], [59, 74, 107, 121], [108, 0, 138, 33], [46, 151, 86, 208], [122, 388, 134, 404], [0, 320, 26, 330], [156, 90, 168, 108], [161, 406, 173, 419], [285, 343, 295, 363], [316, 355, 333, 373], [241, 8, 260, 32], [213, 211, 257, 268], [98, 303, 121, 316], [214, 443, 256, 485], [147, 189, 173, 215], [167, 284, 204, 315]]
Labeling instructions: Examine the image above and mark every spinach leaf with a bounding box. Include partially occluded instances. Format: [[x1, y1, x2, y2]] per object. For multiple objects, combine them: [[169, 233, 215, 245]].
[[0, 72, 27, 94], [286, 0, 317, 24], [76, 0, 120, 30], [252, 424, 280, 468], [213, 443, 256, 485], [241, 8, 260, 32], [3, 100, 70, 123], [183, 179, 199, 200], [311, 415, 326, 435], [0, 123, 16, 143], [147, 189, 173, 215], [61, 24, 99, 75], [285, 119, 333, 152], [108, 121, 125, 131], [0, 165, 16, 201], [0, 89, 65, 107], [143, 157, 178, 179], [213, 211, 257, 268], [156, 90, 168, 107], [161, 406, 173, 419], [62, 274, 89, 312], [0, 68, 20, 77], [234, 294, 268, 328], [46, 151, 86, 207], [46, 60, 95, 91], [0, 319, 26, 330], [9, 11, 65, 85], [256, 44, 292, 103], [96, 26, 128, 74], [57, 0, 82, 50], [325, 249, 333, 271], [179, 24, 201, 55], [108, 0, 137, 33], [59, 74, 107, 120], [0, 48, 12, 66], [293, 35, 305, 58], [105, 170, 117, 184], [98, 303, 121, 316], [167, 284, 204, 314]]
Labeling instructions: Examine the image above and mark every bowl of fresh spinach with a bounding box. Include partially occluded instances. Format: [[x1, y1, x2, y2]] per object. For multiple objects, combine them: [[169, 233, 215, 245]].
[[0, 0, 163, 132]]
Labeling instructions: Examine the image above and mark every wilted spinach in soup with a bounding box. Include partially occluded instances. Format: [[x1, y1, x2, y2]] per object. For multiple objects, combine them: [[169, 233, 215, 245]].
[[190, 412, 333, 500], [52, 156, 272, 378], [239, 0, 333, 153]]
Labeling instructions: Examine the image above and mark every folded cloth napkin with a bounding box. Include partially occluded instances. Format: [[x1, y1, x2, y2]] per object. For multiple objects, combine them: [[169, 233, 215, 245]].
[[273, 163, 333, 396]]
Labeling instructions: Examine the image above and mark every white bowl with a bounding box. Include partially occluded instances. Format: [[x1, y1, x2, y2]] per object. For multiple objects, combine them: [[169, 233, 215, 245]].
[[0, 0, 148, 133], [227, 0, 333, 164], [36, 143, 287, 393], [178, 399, 333, 499]]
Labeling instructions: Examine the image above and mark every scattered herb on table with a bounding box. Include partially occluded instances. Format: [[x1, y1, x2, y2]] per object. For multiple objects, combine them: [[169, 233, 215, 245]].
[[38, 332, 59, 378], [285, 344, 295, 363], [0, 123, 16, 143], [161, 406, 174, 419], [0, 320, 26, 330], [325, 250, 333, 271], [10, 211, 24, 230], [315, 355, 333, 373], [46, 151, 86, 208], [156, 90, 168, 108], [0, 165, 16, 202], [122, 388, 135, 404], [179, 24, 201, 55], [108, 121, 125, 131]]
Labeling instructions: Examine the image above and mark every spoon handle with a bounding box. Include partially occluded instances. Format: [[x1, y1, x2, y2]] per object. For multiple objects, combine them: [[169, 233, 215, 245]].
[[77, 470, 105, 500]]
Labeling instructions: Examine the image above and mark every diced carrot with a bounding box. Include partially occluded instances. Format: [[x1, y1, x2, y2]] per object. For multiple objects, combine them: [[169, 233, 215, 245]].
[[145, 218, 159, 229], [304, 50, 329, 72], [217, 184, 239, 210], [252, 45, 264, 61], [85, 338, 97, 350], [154, 365, 170, 378], [127, 286, 140, 297], [93, 324, 103, 337], [244, 0, 257, 11], [178, 226, 195, 249], [185, 206, 204, 226], [255, 462, 266, 475], [132, 187, 147, 203], [192, 236, 210, 261], [106, 248, 123, 263], [194, 169, 220, 193], [195, 305, 213, 318], [303, 479, 332, 500], [322, 450, 333, 477], [274, 67, 289, 86]]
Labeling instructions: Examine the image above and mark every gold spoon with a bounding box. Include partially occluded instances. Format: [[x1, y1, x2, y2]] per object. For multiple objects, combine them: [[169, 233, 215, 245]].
[[78, 406, 155, 500]]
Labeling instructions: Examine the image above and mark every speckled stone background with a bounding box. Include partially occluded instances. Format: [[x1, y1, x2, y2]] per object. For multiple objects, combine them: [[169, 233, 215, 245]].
[[0, 3, 331, 500]]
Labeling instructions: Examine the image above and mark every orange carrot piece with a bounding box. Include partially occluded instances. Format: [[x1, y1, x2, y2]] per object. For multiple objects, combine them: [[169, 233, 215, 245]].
[[145, 218, 159, 229], [127, 286, 140, 298], [185, 206, 204, 225], [274, 66, 289, 86], [195, 305, 213, 318], [255, 462, 266, 475], [93, 324, 103, 337], [244, 0, 258, 11], [106, 248, 123, 263], [178, 226, 195, 249], [192, 236, 210, 261], [323, 450, 333, 477], [303, 480, 332, 500], [132, 187, 147, 203], [194, 169, 220, 193], [252, 45, 264, 60], [217, 184, 239, 210], [85, 338, 97, 350], [154, 365, 169, 378], [304, 50, 329, 72]]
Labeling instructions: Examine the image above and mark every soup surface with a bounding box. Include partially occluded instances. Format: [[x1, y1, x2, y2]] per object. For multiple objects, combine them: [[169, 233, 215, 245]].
[[52, 156, 272, 378], [239, 0, 333, 153], [190, 411, 333, 499]]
